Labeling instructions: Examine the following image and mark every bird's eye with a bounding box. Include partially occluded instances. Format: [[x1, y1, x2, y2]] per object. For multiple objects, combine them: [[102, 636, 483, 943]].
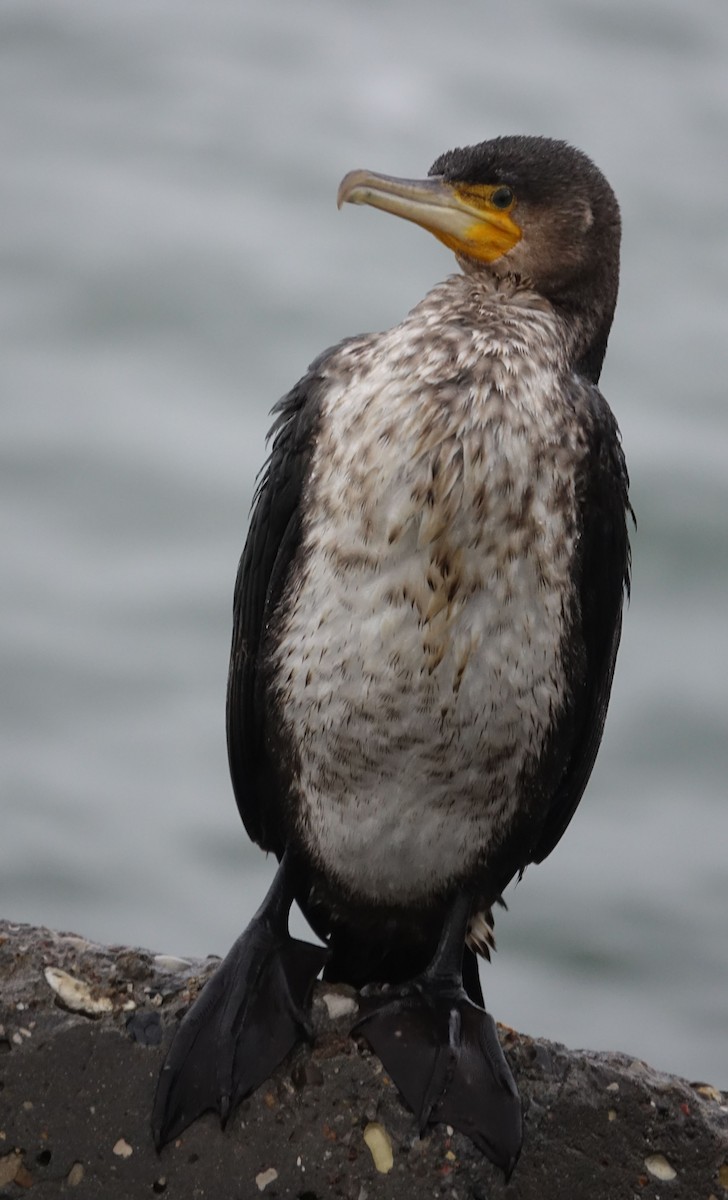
[[491, 186, 514, 210]]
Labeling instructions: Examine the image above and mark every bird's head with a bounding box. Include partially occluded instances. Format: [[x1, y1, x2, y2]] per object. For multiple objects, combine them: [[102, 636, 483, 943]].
[[338, 135, 621, 379]]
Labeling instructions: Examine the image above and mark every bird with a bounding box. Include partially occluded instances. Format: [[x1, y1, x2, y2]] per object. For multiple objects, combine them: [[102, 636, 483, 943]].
[[152, 135, 631, 1177]]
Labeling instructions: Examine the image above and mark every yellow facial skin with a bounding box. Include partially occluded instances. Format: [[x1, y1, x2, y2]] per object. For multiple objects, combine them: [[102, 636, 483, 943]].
[[337, 170, 522, 264]]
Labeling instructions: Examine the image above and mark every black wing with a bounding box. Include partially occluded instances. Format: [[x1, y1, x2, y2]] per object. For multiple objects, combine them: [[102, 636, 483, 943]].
[[225, 354, 335, 854], [530, 387, 632, 865]]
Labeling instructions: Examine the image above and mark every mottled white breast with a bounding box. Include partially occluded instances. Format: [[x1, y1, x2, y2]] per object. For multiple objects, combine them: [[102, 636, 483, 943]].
[[272, 277, 585, 905]]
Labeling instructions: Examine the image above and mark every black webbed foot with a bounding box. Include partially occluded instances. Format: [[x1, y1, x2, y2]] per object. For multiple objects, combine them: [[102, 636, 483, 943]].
[[352, 894, 522, 1178], [152, 854, 328, 1148], [354, 982, 521, 1176]]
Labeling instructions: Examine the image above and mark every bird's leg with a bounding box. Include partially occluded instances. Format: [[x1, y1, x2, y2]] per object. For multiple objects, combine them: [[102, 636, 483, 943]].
[[152, 850, 329, 1148], [352, 891, 522, 1178]]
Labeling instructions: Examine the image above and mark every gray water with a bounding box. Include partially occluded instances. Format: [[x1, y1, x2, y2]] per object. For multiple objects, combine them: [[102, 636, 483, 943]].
[[2, 0, 727, 1087]]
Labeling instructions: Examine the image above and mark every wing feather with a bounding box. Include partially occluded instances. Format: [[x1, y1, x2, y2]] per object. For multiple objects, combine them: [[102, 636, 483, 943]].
[[530, 387, 632, 865], [225, 359, 332, 851]]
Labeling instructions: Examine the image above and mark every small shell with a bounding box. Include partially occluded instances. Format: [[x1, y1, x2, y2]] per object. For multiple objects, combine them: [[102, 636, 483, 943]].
[[363, 1122, 394, 1174], [153, 955, 193, 972], [44, 967, 112, 1016]]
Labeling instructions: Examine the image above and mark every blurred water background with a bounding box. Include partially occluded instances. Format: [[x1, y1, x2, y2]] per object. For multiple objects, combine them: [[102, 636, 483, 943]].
[[2, 0, 727, 1086]]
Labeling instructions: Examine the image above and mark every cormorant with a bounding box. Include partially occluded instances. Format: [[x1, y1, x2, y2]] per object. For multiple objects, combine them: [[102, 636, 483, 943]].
[[153, 135, 631, 1176]]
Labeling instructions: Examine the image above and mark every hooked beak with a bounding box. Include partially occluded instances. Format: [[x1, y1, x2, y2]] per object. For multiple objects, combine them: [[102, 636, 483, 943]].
[[337, 169, 521, 263]]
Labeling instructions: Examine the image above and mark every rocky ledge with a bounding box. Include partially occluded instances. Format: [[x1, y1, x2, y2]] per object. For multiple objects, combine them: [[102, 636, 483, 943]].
[[0, 918, 726, 1198]]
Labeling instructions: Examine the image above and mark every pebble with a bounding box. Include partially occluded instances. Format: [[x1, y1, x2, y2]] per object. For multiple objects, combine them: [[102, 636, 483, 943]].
[[67, 1162, 84, 1187], [644, 1153, 677, 1181], [112, 1138, 133, 1159], [14, 1163, 33, 1188], [290, 1060, 324, 1089], [255, 1167, 278, 1191], [125, 1010, 163, 1046], [0, 1152, 22, 1187], [363, 1122, 394, 1174], [322, 992, 359, 1021]]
